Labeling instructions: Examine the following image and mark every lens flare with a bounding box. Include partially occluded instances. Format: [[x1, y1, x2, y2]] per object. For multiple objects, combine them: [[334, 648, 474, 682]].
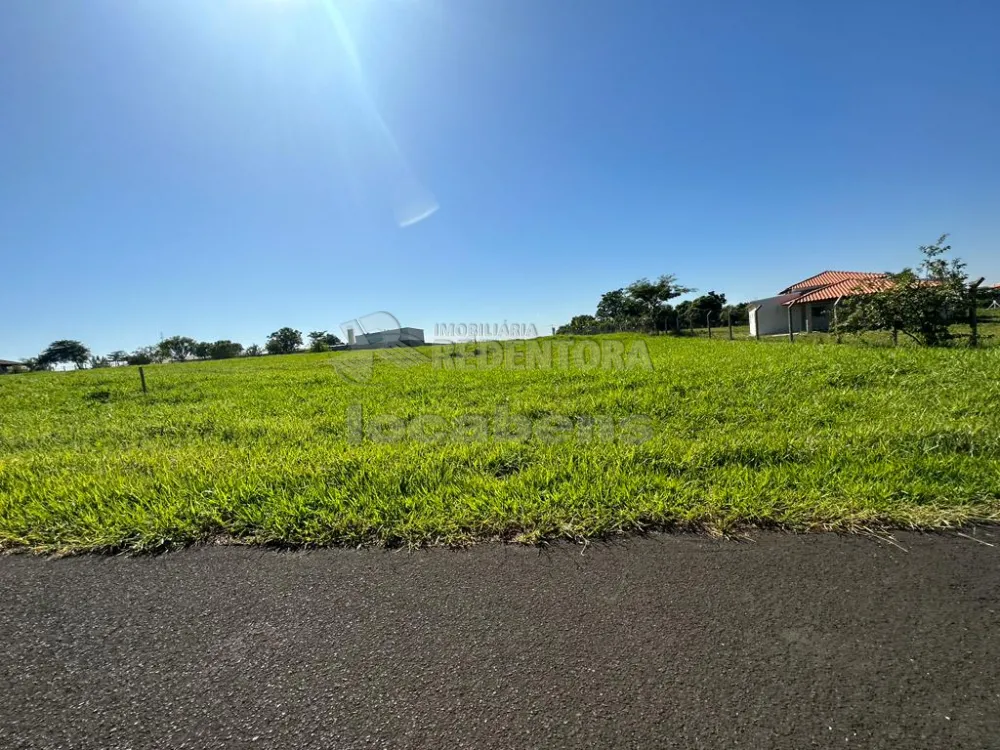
[[320, 0, 439, 228]]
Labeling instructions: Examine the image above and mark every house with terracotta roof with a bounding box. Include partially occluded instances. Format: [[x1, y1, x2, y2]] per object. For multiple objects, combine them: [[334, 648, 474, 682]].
[[748, 271, 892, 337]]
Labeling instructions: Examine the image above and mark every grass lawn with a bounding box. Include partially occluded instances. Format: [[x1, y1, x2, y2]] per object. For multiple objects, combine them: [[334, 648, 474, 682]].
[[677, 318, 1000, 346], [1, 335, 998, 552]]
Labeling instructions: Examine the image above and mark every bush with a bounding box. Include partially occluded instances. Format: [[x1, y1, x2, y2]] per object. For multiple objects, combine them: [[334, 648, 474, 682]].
[[841, 235, 970, 347]]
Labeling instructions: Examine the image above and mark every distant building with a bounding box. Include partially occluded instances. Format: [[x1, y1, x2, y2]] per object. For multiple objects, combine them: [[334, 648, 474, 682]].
[[748, 271, 892, 337], [344, 327, 425, 350], [0, 359, 24, 374]]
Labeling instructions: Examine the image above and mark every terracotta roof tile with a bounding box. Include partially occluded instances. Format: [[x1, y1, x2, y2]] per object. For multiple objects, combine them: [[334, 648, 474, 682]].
[[786, 276, 894, 306], [781, 271, 887, 294]]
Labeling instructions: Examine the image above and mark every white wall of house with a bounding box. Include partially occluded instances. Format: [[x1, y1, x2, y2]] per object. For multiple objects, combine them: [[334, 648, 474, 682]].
[[749, 297, 840, 337], [749, 295, 801, 336]]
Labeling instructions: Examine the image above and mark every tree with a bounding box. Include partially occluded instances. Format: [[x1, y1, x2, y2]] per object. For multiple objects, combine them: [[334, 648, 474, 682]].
[[595, 288, 645, 329], [208, 340, 244, 360], [244, 344, 263, 357], [89, 356, 111, 369], [308, 331, 330, 353], [23, 357, 51, 372], [841, 235, 970, 346], [192, 341, 213, 360], [626, 275, 694, 332], [689, 291, 728, 326], [596, 289, 627, 321], [127, 346, 160, 366], [653, 304, 676, 332], [556, 315, 600, 334], [560, 274, 695, 334], [725, 302, 750, 326], [108, 350, 129, 366], [266, 327, 303, 355], [38, 340, 90, 370], [675, 300, 694, 330], [625, 279, 659, 331], [158, 336, 197, 362], [307, 331, 346, 352]]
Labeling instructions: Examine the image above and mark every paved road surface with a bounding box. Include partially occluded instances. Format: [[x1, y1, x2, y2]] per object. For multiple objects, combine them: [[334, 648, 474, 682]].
[[2, 531, 998, 749]]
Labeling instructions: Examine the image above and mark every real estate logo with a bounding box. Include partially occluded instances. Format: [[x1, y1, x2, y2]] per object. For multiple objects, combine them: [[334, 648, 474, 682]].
[[329, 312, 654, 383], [331, 311, 430, 383], [345, 405, 654, 445]]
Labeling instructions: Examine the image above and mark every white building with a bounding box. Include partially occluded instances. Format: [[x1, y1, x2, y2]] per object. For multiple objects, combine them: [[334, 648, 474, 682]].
[[748, 271, 890, 337], [345, 327, 425, 349]]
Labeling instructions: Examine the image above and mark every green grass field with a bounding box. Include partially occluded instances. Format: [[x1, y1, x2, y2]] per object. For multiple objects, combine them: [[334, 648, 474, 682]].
[[672, 315, 1000, 345], [1, 335, 998, 552]]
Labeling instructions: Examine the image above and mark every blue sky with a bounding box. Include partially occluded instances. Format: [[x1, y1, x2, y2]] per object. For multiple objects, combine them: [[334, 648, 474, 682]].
[[2, 0, 999, 358]]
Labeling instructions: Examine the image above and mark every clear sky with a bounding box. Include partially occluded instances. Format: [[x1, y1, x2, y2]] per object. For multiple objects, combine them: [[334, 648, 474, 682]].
[[2, 0, 999, 358]]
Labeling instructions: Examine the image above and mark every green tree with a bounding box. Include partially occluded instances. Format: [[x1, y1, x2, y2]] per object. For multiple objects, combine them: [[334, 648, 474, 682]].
[[653, 304, 676, 332], [38, 340, 91, 370], [841, 235, 970, 346], [725, 302, 750, 326], [208, 340, 244, 359], [308, 331, 341, 353], [561, 274, 692, 334], [675, 300, 694, 330], [308, 331, 326, 352], [596, 289, 627, 320], [107, 350, 129, 366], [266, 327, 303, 355], [595, 288, 645, 329], [127, 346, 160, 366], [244, 344, 263, 357], [626, 275, 694, 332], [689, 291, 728, 326], [23, 357, 51, 372], [556, 315, 600, 334], [158, 336, 197, 362], [192, 341, 212, 359]]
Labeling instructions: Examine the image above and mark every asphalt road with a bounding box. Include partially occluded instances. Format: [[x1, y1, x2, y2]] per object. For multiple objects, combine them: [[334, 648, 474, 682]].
[[1, 531, 998, 749]]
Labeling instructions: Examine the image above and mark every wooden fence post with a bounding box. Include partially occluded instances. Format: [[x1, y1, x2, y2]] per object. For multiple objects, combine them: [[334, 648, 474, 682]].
[[970, 277, 985, 347], [707, 312, 713, 338], [787, 306, 794, 343], [728, 309, 734, 340], [138, 366, 148, 395]]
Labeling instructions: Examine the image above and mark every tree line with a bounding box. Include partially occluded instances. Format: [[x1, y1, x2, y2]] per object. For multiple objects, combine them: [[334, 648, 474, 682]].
[[21, 328, 345, 371], [557, 274, 750, 335], [558, 237, 992, 346], [11, 236, 995, 372]]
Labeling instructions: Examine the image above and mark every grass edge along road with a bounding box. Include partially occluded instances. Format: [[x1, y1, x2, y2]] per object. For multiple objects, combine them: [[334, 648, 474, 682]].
[[1, 335, 999, 553]]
